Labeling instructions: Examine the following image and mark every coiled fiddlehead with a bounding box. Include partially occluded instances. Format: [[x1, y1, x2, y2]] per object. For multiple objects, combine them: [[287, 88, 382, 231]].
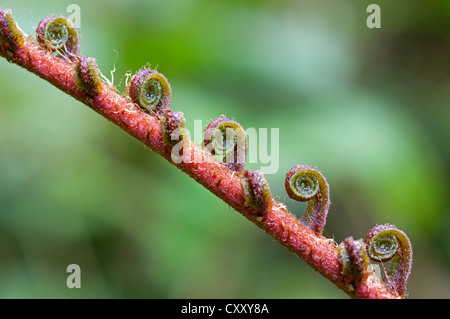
[[0, 8, 24, 50], [36, 15, 80, 60], [127, 68, 172, 114], [241, 170, 272, 216], [365, 224, 412, 297], [204, 116, 247, 171], [285, 165, 330, 234], [74, 56, 103, 97], [338, 237, 370, 288]]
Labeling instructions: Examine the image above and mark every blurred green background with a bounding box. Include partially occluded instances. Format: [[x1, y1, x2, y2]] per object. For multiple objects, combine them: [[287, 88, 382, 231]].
[[0, 0, 449, 298]]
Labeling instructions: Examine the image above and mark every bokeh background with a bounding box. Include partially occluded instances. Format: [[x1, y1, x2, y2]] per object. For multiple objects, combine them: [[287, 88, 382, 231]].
[[0, 0, 449, 298]]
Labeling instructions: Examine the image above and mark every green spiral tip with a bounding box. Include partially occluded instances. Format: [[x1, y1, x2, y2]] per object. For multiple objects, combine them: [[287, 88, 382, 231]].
[[365, 224, 412, 297], [36, 15, 80, 60], [285, 165, 330, 234], [128, 68, 172, 113]]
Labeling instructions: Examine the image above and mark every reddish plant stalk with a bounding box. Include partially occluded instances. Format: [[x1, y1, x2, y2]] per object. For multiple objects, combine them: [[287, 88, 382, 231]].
[[0, 10, 402, 299]]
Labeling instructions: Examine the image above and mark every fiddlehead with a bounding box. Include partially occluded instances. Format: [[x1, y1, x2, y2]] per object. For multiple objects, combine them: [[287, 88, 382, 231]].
[[240, 170, 272, 216], [160, 109, 186, 147], [36, 15, 80, 60], [338, 237, 370, 288], [127, 68, 172, 114], [204, 116, 247, 171], [74, 56, 103, 97], [285, 165, 330, 234], [365, 224, 412, 297], [0, 8, 24, 50]]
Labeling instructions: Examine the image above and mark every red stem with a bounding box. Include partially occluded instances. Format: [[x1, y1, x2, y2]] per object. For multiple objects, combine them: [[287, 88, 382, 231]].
[[0, 27, 400, 299]]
